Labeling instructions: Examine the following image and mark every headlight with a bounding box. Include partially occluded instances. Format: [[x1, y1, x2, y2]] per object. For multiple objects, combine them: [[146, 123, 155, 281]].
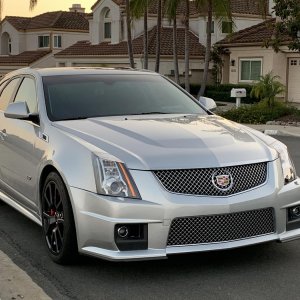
[[93, 156, 141, 199], [270, 141, 297, 184]]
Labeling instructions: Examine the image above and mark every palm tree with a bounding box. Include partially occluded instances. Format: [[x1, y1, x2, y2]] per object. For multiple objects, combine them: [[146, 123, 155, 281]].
[[165, 0, 180, 84], [30, 0, 37, 10], [155, 0, 162, 73], [184, 0, 190, 93], [131, 0, 154, 69], [250, 72, 285, 108], [196, 0, 232, 98], [125, 0, 134, 68]]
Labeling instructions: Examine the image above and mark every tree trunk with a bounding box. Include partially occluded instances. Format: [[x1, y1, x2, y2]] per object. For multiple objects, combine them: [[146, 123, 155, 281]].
[[184, 0, 190, 93], [143, 5, 148, 69], [155, 0, 162, 73], [173, 16, 180, 84], [198, 0, 212, 98], [126, 0, 135, 68]]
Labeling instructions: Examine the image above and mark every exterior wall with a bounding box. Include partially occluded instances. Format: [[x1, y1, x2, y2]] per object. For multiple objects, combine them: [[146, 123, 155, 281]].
[[132, 17, 157, 39], [198, 17, 263, 46], [223, 46, 291, 100], [90, 0, 121, 44], [25, 31, 88, 51], [30, 52, 56, 68], [18, 33, 27, 53], [226, 46, 275, 84], [127, 16, 199, 41], [55, 56, 204, 85], [269, 0, 276, 17], [272, 51, 287, 85], [0, 21, 21, 55]]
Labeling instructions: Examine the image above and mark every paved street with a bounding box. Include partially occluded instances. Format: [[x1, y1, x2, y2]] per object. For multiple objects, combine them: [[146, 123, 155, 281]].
[[0, 136, 300, 300]]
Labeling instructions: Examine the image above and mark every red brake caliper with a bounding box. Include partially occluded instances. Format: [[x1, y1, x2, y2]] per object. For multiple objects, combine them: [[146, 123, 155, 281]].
[[49, 208, 56, 216]]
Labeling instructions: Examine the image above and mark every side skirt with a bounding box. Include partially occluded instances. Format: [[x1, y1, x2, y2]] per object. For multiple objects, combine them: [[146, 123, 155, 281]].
[[0, 190, 42, 226]]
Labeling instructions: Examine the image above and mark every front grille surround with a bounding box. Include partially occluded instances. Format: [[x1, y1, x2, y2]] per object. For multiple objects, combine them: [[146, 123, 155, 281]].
[[167, 208, 275, 247], [153, 162, 268, 197]]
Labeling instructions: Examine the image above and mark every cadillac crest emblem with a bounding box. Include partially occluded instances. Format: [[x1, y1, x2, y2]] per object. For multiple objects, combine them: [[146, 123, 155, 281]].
[[212, 171, 233, 191]]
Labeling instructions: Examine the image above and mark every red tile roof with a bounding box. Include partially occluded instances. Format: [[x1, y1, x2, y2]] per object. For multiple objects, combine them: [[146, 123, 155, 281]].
[[3, 16, 31, 30], [217, 18, 290, 46], [3, 11, 89, 31], [0, 51, 51, 66], [55, 26, 205, 58], [230, 0, 268, 16], [91, 0, 267, 16]]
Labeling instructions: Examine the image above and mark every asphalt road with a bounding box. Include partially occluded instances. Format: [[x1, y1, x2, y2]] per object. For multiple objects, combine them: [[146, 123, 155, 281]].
[[0, 136, 300, 300]]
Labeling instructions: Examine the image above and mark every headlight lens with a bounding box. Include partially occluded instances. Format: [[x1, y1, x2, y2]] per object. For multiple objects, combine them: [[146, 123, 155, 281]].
[[270, 141, 297, 184], [93, 156, 141, 199]]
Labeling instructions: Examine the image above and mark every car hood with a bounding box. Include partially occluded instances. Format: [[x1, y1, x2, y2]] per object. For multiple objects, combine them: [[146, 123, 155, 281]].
[[53, 114, 276, 170]]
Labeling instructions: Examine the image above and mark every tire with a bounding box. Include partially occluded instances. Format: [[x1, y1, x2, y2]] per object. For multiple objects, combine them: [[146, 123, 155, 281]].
[[41, 172, 78, 264]]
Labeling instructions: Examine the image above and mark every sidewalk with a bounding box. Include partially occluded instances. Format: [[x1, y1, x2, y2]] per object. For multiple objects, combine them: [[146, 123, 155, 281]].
[[0, 250, 51, 300]]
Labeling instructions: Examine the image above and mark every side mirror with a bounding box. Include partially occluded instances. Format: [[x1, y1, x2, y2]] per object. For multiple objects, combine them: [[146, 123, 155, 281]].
[[199, 96, 217, 111], [4, 102, 30, 120]]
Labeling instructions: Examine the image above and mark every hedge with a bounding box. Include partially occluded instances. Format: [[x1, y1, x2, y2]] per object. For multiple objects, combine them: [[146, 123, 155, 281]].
[[183, 84, 260, 104]]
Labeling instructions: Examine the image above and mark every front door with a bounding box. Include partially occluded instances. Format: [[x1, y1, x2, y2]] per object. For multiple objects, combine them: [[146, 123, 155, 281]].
[[0, 77, 43, 213]]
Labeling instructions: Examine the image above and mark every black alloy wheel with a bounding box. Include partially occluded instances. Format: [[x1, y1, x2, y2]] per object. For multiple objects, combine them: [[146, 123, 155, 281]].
[[42, 172, 78, 264]]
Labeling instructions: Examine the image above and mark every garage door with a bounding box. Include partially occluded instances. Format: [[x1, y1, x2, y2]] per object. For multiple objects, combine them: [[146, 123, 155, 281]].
[[288, 58, 300, 103]]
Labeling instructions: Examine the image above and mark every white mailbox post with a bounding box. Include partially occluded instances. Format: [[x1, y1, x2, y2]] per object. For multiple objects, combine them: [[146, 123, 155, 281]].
[[231, 88, 247, 108]]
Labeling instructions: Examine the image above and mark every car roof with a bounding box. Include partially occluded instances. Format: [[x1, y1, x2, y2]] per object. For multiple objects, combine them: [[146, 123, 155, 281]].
[[4, 67, 159, 78]]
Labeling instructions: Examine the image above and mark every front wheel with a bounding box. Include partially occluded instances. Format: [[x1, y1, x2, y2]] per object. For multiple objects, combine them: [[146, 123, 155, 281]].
[[41, 172, 78, 264]]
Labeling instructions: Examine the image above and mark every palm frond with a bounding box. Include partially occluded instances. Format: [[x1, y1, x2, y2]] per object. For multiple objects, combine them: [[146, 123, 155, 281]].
[[30, 0, 37, 10]]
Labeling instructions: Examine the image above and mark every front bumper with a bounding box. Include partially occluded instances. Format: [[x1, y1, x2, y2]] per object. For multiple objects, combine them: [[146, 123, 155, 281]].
[[69, 160, 300, 261]]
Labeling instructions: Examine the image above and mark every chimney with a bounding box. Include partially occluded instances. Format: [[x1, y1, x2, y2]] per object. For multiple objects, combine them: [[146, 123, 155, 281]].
[[69, 4, 85, 13]]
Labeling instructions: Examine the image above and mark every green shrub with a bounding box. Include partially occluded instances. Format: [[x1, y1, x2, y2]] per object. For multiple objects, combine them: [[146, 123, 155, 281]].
[[219, 100, 296, 124], [185, 84, 260, 104]]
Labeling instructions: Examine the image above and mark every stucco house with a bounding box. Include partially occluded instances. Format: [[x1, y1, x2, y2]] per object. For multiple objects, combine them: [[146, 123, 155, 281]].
[[55, 0, 270, 84], [0, 5, 89, 75], [217, 18, 300, 103]]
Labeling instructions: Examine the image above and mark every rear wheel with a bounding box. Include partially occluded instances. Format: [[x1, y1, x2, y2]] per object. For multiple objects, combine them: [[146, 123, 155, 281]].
[[41, 172, 78, 264]]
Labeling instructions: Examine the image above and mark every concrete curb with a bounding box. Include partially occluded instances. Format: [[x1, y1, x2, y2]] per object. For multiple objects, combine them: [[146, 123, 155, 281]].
[[0, 250, 51, 300], [243, 124, 300, 138]]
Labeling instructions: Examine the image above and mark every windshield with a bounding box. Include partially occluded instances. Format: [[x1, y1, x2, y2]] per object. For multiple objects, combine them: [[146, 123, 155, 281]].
[[42, 74, 206, 121]]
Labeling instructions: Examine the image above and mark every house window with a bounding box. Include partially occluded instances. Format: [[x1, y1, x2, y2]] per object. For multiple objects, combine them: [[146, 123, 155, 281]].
[[38, 35, 50, 48], [240, 59, 262, 81], [206, 21, 215, 34], [104, 9, 112, 39], [222, 21, 233, 34], [291, 60, 298, 66], [53, 35, 62, 48]]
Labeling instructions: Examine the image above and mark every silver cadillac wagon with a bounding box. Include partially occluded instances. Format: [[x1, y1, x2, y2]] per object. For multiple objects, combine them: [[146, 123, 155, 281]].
[[0, 67, 299, 264]]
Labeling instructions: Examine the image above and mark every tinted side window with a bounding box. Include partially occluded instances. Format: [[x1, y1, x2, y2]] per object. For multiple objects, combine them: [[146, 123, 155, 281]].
[[0, 78, 20, 111], [14, 77, 37, 113]]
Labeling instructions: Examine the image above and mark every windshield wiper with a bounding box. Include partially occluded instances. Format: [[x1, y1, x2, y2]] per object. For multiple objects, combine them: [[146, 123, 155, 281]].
[[137, 112, 170, 115], [61, 116, 89, 121]]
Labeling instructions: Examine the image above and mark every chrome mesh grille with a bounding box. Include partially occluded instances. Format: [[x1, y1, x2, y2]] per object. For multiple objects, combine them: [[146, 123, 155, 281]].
[[153, 162, 268, 196], [167, 208, 275, 246]]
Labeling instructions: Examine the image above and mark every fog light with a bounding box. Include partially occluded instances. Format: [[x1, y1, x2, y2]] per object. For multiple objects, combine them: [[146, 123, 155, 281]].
[[288, 206, 300, 221], [115, 224, 148, 251], [287, 206, 300, 231], [117, 226, 129, 238], [291, 206, 300, 218]]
